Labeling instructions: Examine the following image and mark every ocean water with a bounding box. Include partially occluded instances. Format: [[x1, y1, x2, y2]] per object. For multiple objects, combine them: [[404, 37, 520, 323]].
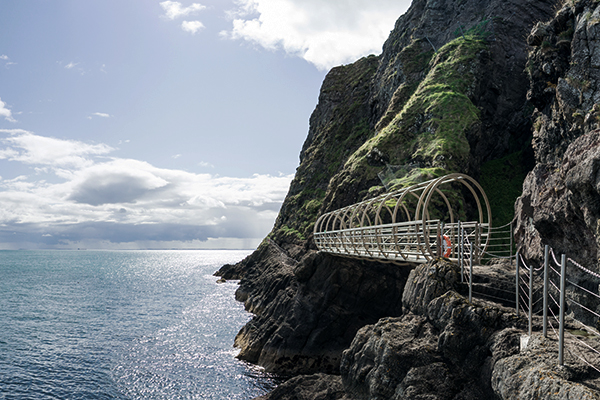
[[0, 250, 277, 399]]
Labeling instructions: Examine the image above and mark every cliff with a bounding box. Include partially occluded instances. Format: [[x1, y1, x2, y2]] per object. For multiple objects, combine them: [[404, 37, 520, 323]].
[[515, 0, 600, 326], [215, 0, 600, 398]]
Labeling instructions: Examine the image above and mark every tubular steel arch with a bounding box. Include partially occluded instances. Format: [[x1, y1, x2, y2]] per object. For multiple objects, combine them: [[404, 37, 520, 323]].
[[313, 173, 492, 265]]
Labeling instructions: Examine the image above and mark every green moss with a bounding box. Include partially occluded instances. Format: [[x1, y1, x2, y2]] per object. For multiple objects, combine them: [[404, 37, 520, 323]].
[[401, 39, 435, 75], [387, 167, 446, 191], [558, 27, 574, 41], [541, 40, 553, 50], [277, 225, 306, 241], [340, 31, 486, 185]]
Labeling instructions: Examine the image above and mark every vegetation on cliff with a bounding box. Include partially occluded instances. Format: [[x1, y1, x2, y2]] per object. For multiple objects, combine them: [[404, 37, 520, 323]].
[[269, 56, 379, 247], [345, 28, 488, 193]]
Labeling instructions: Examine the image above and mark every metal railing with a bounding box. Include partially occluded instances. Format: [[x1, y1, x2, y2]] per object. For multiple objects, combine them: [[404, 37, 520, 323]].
[[518, 246, 600, 369]]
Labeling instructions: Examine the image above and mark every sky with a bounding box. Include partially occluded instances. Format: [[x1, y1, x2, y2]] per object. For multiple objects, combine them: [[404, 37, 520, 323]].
[[0, 0, 411, 250]]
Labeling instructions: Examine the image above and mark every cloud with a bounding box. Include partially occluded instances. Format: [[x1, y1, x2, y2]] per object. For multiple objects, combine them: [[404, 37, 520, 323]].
[[65, 62, 79, 69], [0, 130, 293, 249], [0, 55, 7, 60], [0, 129, 113, 168], [0, 98, 16, 123], [222, 0, 411, 70], [160, 1, 206, 20], [91, 112, 111, 118], [67, 159, 170, 206], [181, 20, 205, 34], [198, 161, 214, 168]]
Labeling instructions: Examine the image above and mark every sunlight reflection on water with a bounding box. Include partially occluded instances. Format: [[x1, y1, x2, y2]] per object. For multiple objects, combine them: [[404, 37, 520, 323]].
[[0, 250, 278, 399]]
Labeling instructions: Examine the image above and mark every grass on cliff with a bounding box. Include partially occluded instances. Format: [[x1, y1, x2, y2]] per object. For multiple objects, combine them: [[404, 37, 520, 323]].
[[338, 31, 488, 193], [271, 56, 380, 242]]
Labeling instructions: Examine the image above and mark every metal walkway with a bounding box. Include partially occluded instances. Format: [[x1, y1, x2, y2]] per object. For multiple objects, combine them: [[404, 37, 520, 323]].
[[313, 173, 492, 265]]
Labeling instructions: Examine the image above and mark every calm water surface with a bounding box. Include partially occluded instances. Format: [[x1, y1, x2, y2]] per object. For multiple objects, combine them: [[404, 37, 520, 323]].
[[0, 250, 276, 399]]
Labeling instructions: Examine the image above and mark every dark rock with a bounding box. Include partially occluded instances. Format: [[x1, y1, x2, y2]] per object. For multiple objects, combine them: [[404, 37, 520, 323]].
[[402, 259, 459, 316], [340, 259, 518, 400], [492, 334, 600, 399], [515, 131, 600, 324], [340, 315, 447, 400], [252, 374, 347, 400], [235, 247, 413, 375]]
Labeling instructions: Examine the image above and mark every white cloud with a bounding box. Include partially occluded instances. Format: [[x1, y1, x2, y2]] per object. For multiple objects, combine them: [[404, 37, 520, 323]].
[[92, 112, 111, 118], [181, 20, 205, 34], [198, 161, 214, 168], [65, 62, 79, 69], [160, 1, 206, 20], [222, 0, 411, 70], [0, 98, 16, 123], [0, 55, 8, 60], [0, 129, 113, 168], [0, 130, 293, 248]]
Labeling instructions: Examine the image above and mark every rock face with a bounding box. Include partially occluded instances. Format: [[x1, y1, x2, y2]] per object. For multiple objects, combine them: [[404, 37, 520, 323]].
[[339, 260, 598, 400], [515, 0, 600, 325], [492, 333, 600, 400], [253, 374, 346, 400], [231, 244, 412, 375], [340, 261, 510, 400]]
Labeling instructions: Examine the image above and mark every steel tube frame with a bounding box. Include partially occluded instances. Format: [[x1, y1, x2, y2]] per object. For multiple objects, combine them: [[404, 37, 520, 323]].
[[314, 173, 492, 264]]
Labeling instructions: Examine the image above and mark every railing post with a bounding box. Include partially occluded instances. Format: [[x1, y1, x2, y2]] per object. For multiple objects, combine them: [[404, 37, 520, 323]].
[[441, 221, 445, 257], [509, 222, 514, 266], [516, 251, 520, 317], [475, 223, 481, 263], [543, 245, 549, 337], [437, 221, 441, 258], [558, 254, 566, 366], [459, 221, 463, 283], [529, 256, 533, 336], [469, 242, 473, 303]]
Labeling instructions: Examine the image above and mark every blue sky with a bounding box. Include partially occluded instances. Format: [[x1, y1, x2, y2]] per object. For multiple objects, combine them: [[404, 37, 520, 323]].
[[0, 0, 410, 249]]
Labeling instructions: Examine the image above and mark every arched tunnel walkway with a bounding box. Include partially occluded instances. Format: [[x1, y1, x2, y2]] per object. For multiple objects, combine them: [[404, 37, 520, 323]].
[[313, 173, 492, 265]]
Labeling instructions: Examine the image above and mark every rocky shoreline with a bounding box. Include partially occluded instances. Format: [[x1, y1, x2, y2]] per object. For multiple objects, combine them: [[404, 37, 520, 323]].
[[220, 256, 600, 399]]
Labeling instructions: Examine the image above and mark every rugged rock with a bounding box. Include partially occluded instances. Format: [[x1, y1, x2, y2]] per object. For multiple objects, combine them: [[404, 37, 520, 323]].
[[234, 246, 413, 375], [338, 260, 599, 400], [492, 334, 600, 399], [253, 374, 347, 400], [515, 0, 600, 322], [516, 0, 600, 278]]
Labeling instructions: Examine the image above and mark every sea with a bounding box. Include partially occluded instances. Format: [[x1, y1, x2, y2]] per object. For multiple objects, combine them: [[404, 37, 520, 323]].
[[0, 250, 278, 399]]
